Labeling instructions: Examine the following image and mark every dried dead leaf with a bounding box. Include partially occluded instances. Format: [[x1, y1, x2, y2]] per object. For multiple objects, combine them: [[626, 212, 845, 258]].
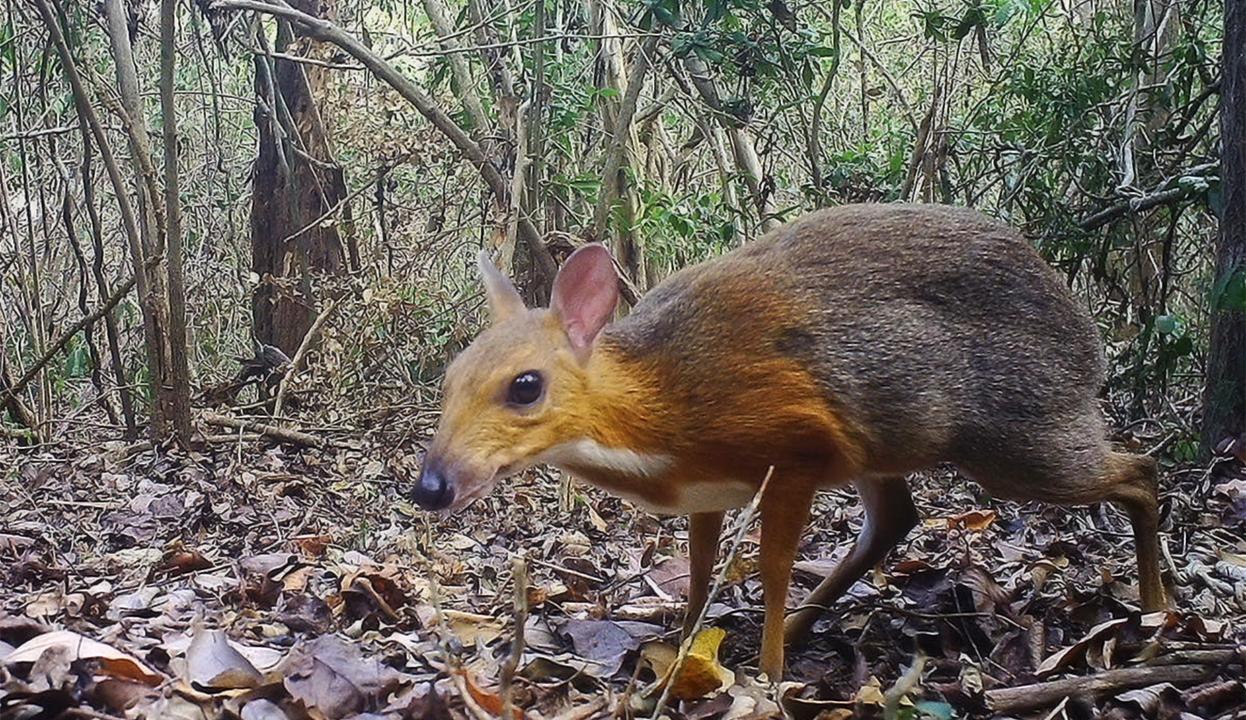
[[240, 698, 290, 720], [854, 676, 886, 705], [186, 627, 263, 690], [946, 509, 997, 532], [4, 630, 162, 685], [278, 635, 407, 718], [454, 667, 522, 719], [1036, 618, 1128, 676], [415, 607, 504, 645]]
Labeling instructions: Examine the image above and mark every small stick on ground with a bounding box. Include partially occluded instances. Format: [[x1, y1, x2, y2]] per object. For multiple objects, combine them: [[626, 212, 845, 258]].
[[201, 411, 327, 447], [650, 466, 775, 718], [884, 653, 926, 720], [501, 555, 529, 718], [985, 663, 1216, 714]]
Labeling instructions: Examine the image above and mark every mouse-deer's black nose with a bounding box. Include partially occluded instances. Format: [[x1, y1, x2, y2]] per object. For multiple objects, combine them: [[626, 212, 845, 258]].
[[412, 460, 455, 510]]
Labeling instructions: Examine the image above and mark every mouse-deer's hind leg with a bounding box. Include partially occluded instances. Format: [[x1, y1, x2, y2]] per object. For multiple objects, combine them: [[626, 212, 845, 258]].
[[1105, 452, 1167, 610], [784, 475, 918, 645]]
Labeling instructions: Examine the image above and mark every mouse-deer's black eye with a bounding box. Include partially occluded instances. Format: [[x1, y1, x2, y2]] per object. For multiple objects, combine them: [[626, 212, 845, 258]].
[[507, 371, 543, 406]]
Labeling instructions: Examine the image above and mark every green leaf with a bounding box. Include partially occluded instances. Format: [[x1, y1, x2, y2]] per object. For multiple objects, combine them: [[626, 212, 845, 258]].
[[647, 0, 682, 27], [694, 44, 724, 63], [1167, 335, 1194, 358], [0, 21, 15, 72], [705, 0, 727, 24]]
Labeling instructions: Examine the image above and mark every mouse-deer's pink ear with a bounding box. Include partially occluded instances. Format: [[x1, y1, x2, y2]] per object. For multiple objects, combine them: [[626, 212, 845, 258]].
[[550, 244, 619, 353], [478, 250, 526, 322]]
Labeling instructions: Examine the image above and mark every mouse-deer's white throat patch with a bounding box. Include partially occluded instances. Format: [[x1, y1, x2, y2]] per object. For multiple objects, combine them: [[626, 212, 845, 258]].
[[538, 438, 672, 479]]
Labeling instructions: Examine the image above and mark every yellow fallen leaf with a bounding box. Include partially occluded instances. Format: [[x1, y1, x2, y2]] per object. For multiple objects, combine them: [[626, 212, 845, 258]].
[[644, 628, 734, 701], [854, 676, 885, 705]]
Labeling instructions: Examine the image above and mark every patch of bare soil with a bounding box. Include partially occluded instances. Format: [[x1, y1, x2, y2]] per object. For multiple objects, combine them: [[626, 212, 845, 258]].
[[2, 434, 1244, 719]]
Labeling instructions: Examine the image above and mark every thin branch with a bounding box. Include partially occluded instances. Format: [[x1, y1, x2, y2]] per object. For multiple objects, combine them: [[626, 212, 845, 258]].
[[272, 299, 339, 418], [1079, 163, 1218, 230], [651, 467, 774, 717], [592, 32, 661, 239], [0, 269, 145, 408], [422, 0, 491, 133], [201, 411, 330, 448], [213, 0, 559, 286]]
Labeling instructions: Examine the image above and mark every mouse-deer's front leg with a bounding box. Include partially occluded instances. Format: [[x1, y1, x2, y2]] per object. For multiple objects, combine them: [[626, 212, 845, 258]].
[[684, 511, 725, 637], [758, 481, 815, 681]]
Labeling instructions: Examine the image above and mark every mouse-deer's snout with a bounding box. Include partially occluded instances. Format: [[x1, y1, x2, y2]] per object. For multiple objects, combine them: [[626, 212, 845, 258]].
[[411, 456, 454, 510]]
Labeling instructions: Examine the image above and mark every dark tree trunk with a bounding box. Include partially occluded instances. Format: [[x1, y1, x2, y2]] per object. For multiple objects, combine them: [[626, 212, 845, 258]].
[[1203, 0, 1246, 455], [250, 0, 351, 356]]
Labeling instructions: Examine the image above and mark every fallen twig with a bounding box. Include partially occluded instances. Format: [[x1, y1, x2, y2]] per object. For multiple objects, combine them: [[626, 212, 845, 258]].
[[500, 555, 528, 718], [985, 664, 1216, 714], [884, 654, 926, 720], [201, 411, 327, 448]]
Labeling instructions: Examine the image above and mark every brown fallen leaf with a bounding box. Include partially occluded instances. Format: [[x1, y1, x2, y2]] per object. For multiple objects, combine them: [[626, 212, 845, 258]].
[[285, 655, 365, 718], [453, 667, 522, 720], [278, 593, 334, 635], [278, 635, 408, 719], [4, 630, 163, 685], [157, 542, 213, 578], [90, 677, 161, 713], [415, 607, 505, 645], [945, 509, 997, 532]]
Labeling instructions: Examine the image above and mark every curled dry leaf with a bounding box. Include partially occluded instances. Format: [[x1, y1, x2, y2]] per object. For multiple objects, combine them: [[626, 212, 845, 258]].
[[453, 667, 522, 720], [1036, 618, 1128, 676], [4, 630, 162, 686]]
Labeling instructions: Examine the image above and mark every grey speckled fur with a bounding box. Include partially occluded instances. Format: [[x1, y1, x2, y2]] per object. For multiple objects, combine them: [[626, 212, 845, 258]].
[[608, 203, 1119, 501]]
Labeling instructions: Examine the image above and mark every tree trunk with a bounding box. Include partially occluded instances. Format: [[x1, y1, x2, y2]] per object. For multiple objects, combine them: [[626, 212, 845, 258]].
[[589, 0, 654, 294], [250, 0, 350, 357], [1203, 0, 1246, 455], [101, 0, 179, 440], [160, 0, 193, 443]]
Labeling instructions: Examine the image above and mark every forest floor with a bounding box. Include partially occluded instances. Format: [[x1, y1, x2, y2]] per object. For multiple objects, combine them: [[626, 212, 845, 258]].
[[2, 424, 1245, 720]]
